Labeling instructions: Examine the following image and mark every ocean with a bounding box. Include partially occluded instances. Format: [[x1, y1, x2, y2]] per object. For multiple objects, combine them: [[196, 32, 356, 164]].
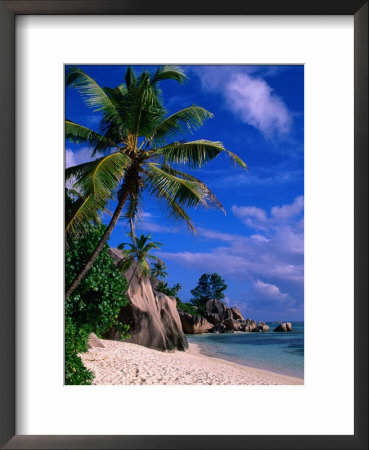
[[186, 321, 304, 378]]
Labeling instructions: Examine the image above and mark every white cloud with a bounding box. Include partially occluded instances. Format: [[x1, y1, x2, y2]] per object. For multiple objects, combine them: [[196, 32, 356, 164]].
[[160, 249, 249, 278], [158, 196, 304, 309], [191, 66, 292, 139], [251, 280, 289, 303], [231, 196, 304, 231], [271, 196, 304, 220], [226, 74, 292, 138], [231, 206, 267, 229]]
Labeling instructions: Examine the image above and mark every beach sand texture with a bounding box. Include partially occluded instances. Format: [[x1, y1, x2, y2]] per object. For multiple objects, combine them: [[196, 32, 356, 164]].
[[81, 339, 303, 385]]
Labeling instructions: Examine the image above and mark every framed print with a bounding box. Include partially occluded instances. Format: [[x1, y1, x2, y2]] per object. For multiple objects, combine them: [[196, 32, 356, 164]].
[[0, 1, 367, 449]]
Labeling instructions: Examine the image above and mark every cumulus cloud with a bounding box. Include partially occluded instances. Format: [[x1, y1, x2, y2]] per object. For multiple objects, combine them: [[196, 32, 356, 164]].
[[158, 195, 304, 316], [271, 196, 304, 220], [251, 280, 289, 303], [191, 66, 292, 139], [226, 74, 291, 138], [231, 205, 268, 229], [231, 196, 304, 231]]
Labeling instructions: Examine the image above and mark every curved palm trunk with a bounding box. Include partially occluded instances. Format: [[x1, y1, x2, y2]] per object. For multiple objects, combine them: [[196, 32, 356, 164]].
[[65, 186, 130, 299]]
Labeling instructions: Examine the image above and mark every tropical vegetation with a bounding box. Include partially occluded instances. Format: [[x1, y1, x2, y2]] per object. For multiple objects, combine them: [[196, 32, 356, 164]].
[[65, 65, 247, 298], [117, 233, 164, 289], [65, 222, 129, 384], [190, 273, 228, 315]]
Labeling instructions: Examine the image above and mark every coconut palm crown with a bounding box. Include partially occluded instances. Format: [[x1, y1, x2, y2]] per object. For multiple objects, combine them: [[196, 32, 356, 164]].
[[65, 65, 247, 298], [117, 234, 163, 289]]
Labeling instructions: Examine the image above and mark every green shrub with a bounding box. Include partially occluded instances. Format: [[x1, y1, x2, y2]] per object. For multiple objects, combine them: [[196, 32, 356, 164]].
[[176, 299, 201, 317], [190, 273, 227, 315], [66, 223, 128, 336], [65, 224, 129, 384], [155, 281, 182, 299], [65, 317, 94, 385]]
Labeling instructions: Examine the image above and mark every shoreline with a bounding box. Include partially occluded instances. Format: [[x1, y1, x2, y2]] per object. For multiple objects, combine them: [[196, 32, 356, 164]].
[[188, 341, 303, 381], [81, 339, 303, 385], [188, 342, 303, 384]]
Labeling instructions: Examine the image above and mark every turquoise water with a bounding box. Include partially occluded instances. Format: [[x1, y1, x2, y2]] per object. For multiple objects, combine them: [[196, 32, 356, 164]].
[[187, 321, 304, 378]]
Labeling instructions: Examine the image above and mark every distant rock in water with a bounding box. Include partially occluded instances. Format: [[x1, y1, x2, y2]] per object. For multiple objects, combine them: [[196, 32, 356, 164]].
[[183, 300, 265, 334], [105, 248, 188, 352], [178, 310, 213, 334], [255, 321, 270, 332], [274, 322, 293, 332]]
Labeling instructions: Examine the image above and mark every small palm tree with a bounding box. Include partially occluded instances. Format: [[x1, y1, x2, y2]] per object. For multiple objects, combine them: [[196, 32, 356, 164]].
[[65, 65, 247, 298], [151, 261, 168, 281], [117, 234, 163, 289], [150, 260, 168, 289]]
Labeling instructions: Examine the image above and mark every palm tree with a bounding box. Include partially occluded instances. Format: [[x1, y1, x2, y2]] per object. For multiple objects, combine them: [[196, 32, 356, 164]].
[[151, 261, 168, 281], [65, 65, 247, 298], [150, 260, 168, 289], [117, 234, 163, 289]]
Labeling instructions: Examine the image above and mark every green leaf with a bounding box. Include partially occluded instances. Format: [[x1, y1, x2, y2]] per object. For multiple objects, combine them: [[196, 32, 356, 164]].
[[151, 65, 187, 84], [145, 163, 208, 209], [66, 66, 122, 126], [148, 106, 213, 147], [152, 140, 247, 170], [66, 152, 131, 238], [65, 120, 119, 155]]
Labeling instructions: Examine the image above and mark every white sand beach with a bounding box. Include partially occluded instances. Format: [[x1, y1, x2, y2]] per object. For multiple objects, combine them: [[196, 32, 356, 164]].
[[81, 339, 303, 385]]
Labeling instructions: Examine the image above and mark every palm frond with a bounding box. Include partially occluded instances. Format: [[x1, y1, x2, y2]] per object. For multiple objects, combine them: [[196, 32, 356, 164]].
[[147, 106, 214, 147], [122, 189, 143, 223], [102, 86, 125, 106], [66, 159, 97, 180], [117, 75, 165, 139], [65, 120, 119, 153], [152, 140, 247, 170], [125, 67, 137, 90], [66, 66, 122, 125], [66, 152, 130, 237], [160, 164, 225, 213], [151, 66, 187, 84], [145, 163, 209, 209], [138, 258, 151, 278], [147, 254, 165, 265], [117, 253, 135, 273], [150, 189, 196, 232]]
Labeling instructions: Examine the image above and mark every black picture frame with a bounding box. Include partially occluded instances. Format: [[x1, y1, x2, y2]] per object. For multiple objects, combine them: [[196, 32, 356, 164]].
[[0, 1, 367, 449]]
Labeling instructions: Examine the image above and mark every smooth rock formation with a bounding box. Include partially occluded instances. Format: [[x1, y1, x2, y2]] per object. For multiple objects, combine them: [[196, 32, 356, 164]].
[[87, 333, 104, 349], [205, 299, 232, 327], [105, 248, 188, 352], [224, 317, 242, 331], [255, 322, 270, 332], [178, 310, 213, 334], [177, 299, 265, 334], [202, 299, 261, 333], [274, 322, 293, 332], [231, 307, 244, 321]]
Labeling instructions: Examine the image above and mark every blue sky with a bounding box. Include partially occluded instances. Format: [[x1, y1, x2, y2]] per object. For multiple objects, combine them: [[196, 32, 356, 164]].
[[66, 65, 304, 322]]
